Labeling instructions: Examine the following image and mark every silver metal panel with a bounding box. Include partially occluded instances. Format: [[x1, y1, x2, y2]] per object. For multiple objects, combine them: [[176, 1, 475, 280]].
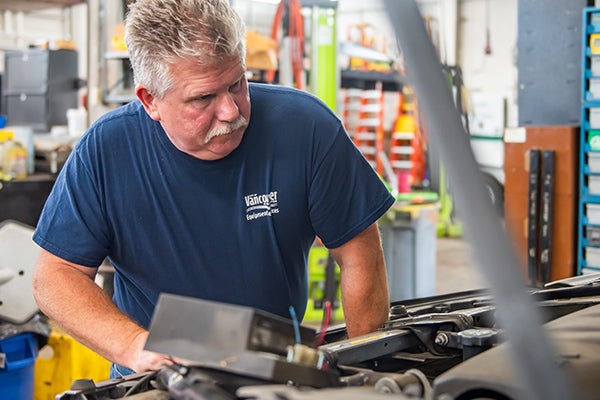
[[145, 293, 315, 360], [517, 0, 586, 126], [0, 220, 40, 324]]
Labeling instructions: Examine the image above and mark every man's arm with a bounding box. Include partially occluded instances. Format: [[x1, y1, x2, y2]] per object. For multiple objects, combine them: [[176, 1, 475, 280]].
[[32, 249, 170, 372], [329, 222, 389, 337]]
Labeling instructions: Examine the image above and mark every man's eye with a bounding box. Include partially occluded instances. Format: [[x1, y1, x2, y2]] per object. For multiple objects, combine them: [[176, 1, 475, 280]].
[[193, 94, 212, 102], [230, 80, 243, 92]]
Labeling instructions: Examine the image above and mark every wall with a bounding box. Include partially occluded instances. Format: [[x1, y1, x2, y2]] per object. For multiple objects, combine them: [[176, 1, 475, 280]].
[[0, 5, 88, 79], [517, 0, 585, 127], [0, 0, 575, 130], [0, 4, 89, 126], [457, 0, 518, 131], [457, 0, 517, 95], [338, 0, 518, 126], [0, 9, 68, 51]]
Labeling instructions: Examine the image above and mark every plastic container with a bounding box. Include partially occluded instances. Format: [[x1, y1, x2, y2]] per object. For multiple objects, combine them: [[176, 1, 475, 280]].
[[589, 152, 600, 173], [2, 139, 28, 180], [589, 130, 600, 150], [0, 333, 38, 400], [592, 56, 600, 76], [590, 78, 600, 99], [66, 107, 88, 138], [590, 176, 600, 195], [587, 204, 600, 225], [10, 126, 35, 174], [587, 226, 600, 246], [0, 129, 14, 178], [590, 108, 600, 129], [380, 202, 439, 301], [34, 328, 110, 399], [586, 246, 600, 267]]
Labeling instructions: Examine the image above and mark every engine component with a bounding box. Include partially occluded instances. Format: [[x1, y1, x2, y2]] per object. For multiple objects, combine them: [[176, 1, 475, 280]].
[[145, 294, 340, 388]]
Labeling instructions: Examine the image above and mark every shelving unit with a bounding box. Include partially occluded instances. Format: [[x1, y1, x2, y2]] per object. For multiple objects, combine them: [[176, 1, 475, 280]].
[[0, 0, 84, 13], [579, 7, 600, 275], [0, 0, 86, 54], [2, 48, 79, 131], [339, 70, 404, 182], [102, 50, 134, 104], [98, 0, 132, 106]]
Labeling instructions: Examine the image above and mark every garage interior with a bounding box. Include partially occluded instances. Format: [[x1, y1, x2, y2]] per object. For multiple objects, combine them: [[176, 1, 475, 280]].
[[0, 0, 597, 399]]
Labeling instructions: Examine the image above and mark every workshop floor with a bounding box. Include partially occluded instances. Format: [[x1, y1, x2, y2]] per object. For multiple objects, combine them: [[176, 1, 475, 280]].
[[435, 237, 486, 295]]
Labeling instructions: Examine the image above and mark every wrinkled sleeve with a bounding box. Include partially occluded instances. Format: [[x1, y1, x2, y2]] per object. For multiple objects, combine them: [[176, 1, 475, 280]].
[[33, 149, 110, 267], [308, 125, 395, 249]]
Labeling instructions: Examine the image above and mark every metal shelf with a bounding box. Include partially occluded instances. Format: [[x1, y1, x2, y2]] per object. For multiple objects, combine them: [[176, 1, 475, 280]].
[[104, 51, 129, 60], [104, 93, 136, 104], [0, 0, 85, 13], [580, 7, 600, 276], [99, 0, 134, 106], [340, 69, 404, 91]]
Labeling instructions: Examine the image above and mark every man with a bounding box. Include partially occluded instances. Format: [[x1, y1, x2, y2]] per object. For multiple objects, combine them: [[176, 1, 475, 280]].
[[32, 0, 394, 377]]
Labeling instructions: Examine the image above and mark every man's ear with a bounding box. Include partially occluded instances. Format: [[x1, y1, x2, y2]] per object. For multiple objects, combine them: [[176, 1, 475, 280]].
[[136, 85, 161, 121]]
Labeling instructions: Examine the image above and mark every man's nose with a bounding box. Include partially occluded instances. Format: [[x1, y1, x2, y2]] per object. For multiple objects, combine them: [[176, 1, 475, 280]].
[[215, 93, 240, 122]]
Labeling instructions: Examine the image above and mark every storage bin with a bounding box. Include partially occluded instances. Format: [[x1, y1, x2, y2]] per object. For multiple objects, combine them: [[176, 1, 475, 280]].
[[589, 130, 600, 150], [592, 11, 600, 26], [587, 226, 600, 246], [34, 328, 110, 399], [590, 108, 600, 129], [589, 175, 600, 195], [590, 78, 600, 99], [3, 94, 49, 133], [586, 246, 600, 267], [587, 204, 600, 225], [380, 202, 438, 301], [589, 152, 600, 173], [0, 333, 38, 400], [592, 56, 600, 76], [2, 49, 78, 132]]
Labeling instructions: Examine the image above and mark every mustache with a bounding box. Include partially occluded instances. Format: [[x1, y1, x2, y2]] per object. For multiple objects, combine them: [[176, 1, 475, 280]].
[[204, 115, 249, 144]]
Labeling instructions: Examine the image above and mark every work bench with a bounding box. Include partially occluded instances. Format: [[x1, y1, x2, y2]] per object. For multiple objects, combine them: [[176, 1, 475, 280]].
[[0, 173, 56, 228]]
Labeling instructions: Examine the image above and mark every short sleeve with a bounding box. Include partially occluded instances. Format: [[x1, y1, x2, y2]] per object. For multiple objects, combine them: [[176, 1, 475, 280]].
[[33, 150, 110, 267], [308, 126, 395, 248]]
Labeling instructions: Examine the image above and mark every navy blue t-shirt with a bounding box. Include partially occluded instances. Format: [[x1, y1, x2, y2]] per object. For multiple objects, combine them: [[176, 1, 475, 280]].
[[33, 83, 395, 328]]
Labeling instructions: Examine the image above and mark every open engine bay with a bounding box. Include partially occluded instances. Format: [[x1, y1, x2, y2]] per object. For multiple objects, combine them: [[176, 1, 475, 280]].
[[54, 278, 600, 400]]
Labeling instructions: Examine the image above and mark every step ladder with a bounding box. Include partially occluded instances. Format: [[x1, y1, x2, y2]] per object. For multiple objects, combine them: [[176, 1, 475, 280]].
[[342, 88, 363, 138], [343, 83, 385, 175], [388, 88, 426, 190]]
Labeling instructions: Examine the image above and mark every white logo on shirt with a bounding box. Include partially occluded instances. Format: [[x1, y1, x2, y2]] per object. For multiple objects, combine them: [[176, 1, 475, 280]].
[[244, 191, 280, 221]]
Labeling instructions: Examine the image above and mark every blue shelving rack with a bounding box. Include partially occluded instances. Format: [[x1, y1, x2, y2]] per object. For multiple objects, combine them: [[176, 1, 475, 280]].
[[579, 7, 600, 274]]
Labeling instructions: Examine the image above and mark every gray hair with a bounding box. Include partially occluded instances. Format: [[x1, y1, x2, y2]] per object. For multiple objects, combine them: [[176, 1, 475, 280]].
[[125, 0, 247, 99]]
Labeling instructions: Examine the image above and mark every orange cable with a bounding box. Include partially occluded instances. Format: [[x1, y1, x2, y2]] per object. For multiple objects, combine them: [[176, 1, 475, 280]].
[[266, 0, 304, 89]]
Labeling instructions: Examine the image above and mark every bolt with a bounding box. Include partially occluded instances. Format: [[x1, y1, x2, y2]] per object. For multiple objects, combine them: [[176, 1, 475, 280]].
[[435, 332, 449, 346]]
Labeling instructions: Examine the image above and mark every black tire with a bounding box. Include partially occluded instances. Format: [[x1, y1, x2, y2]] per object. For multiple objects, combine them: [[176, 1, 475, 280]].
[[482, 173, 504, 218]]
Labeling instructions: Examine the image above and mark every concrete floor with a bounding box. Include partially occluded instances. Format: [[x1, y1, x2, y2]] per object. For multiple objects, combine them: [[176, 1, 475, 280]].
[[435, 237, 486, 295]]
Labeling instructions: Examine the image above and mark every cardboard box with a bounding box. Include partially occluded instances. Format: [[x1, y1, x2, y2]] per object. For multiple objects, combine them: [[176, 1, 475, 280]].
[[245, 30, 277, 71]]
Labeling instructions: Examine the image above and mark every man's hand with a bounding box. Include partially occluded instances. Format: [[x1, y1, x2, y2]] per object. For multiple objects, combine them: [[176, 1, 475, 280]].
[[32, 249, 172, 372], [126, 330, 173, 372]]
